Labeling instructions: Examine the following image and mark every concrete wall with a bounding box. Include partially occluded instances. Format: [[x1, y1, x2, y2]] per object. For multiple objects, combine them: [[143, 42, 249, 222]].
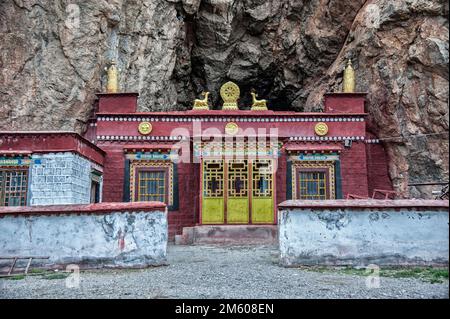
[[29, 152, 97, 205], [0, 202, 167, 267], [278, 200, 449, 266]]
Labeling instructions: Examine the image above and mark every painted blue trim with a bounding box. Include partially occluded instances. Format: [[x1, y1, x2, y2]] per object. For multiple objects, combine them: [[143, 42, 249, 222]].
[[26, 163, 33, 206], [123, 159, 131, 202], [286, 161, 292, 200]]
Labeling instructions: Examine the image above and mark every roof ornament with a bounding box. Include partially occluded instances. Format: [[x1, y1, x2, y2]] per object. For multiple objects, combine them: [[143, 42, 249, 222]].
[[220, 81, 240, 110], [343, 59, 355, 93], [105, 60, 119, 93], [193, 92, 210, 110], [250, 89, 268, 111]]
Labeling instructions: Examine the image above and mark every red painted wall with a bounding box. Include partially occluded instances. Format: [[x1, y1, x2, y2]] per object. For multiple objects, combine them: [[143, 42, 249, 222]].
[[366, 142, 394, 196], [98, 143, 200, 239], [98, 142, 126, 202], [324, 93, 366, 113], [339, 142, 369, 198], [167, 162, 200, 238], [275, 155, 287, 210], [97, 93, 138, 113]]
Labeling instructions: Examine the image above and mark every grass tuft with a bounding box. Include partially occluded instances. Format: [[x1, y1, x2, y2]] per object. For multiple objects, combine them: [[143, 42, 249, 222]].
[[42, 273, 70, 280], [301, 266, 449, 284]]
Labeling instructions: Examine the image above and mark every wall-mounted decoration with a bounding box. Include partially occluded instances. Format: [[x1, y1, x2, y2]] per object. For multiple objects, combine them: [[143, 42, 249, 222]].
[[138, 122, 153, 135], [225, 122, 239, 135], [314, 122, 329, 136]]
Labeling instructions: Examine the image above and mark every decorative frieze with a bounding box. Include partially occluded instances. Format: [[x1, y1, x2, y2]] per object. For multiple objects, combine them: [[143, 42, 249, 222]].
[[96, 135, 187, 141], [96, 116, 365, 123], [289, 136, 365, 141]]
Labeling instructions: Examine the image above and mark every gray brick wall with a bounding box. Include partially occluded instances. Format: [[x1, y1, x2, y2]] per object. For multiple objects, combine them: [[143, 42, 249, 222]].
[[29, 152, 93, 205]]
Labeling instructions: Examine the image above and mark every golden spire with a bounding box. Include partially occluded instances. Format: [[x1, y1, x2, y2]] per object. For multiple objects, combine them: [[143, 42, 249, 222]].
[[105, 60, 119, 93], [343, 59, 355, 93]]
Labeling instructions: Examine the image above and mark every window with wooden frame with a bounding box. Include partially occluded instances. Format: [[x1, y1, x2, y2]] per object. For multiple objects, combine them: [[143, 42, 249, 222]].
[[90, 171, 102, 204], [0, 168, 29, 206], [297, 168, 329, 200], [292, 161, 336, 200], [129, 161, 173, 205], [135, 168, 168, 203]]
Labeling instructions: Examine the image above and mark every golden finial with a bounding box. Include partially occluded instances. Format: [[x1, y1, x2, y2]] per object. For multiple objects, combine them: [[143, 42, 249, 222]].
[[193, 91, 210, 110], [105, 60, 119, 93], [220, 81, 240, 110], [250, 89, 268, 111], [343, 59, 355, 93]]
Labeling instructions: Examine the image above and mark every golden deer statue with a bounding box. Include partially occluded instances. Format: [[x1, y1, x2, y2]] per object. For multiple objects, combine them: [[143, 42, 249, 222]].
[[250, 91, 268, 111], [193, 92, 210, 110]]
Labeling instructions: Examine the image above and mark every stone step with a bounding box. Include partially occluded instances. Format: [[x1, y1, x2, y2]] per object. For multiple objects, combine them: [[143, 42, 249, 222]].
[[175, 225, 278, 245]]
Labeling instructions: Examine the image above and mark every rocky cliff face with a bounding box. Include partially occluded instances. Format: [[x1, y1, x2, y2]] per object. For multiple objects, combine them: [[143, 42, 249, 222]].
[[0, 0, 448, 198]]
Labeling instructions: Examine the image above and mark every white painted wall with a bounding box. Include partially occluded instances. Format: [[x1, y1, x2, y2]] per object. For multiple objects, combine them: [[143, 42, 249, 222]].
[[29, 152, 95, 205], [0, 210, 167, 267], [279, 207, 449, 266]]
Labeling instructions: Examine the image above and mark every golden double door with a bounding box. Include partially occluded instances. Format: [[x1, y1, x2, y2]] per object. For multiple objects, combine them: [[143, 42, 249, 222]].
[[201, 159, 274, 224]]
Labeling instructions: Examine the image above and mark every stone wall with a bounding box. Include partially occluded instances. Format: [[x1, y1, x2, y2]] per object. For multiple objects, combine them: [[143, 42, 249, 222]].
[[0, 202, 167, 268], [278, 200, 449, 266], [29, 152, 95, 205]]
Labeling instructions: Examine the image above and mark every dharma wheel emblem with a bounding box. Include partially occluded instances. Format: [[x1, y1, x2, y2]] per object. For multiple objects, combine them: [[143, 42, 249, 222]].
[[138, 122, 152, 135], [220, 81, 240, 110], [314, 122, 328, 136], [225, 122, 239, 135]]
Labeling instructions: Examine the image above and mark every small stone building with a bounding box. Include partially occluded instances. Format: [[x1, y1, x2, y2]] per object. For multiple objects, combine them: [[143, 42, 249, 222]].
[[0, 132, 104, 206]]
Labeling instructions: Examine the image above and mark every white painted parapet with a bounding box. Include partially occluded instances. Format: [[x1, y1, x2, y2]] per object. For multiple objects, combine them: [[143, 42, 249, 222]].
[[278, 200, 449, 266], [0, 202, 168, 268]]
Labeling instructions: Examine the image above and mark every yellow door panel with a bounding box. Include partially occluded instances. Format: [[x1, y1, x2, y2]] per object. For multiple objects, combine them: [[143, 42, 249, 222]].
[[226, 160, 249, 224], [227, 198, 249, 223], [252, 198, 274, 223], [251, 159, 275, 224], [201, 158, 275, 225], [202, 160, 225, 224], [202, 198, 224, 224]]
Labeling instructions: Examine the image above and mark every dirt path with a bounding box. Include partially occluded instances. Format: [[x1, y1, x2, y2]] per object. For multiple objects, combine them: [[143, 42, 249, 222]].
[[0, 245, 448, 299]]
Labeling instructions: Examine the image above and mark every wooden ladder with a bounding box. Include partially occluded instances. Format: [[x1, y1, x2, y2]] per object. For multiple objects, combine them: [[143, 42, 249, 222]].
[[0, 256, 49, 277]]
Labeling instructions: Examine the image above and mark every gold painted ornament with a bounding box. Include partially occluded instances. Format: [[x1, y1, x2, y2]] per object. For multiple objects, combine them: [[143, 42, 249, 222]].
[[314, 122, 329, 136], [138, 122, 153, 135], [343, 59, 355, 93], [220, 81, 240, 110], [225, 122, 239, 135], [250, 90, 268, 111], [105, 60, 119, 93], [193, 92, 210, 110]]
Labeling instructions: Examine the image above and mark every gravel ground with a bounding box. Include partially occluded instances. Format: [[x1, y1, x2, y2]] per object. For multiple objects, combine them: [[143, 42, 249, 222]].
[[0, 245, 448, 299]]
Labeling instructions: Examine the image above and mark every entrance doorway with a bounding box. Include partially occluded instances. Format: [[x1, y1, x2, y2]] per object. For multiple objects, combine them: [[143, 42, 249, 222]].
[[201, 159, 275, 224]]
